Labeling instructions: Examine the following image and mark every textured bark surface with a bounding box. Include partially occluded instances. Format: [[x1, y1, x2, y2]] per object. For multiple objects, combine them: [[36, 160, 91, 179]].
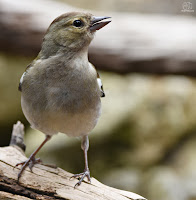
[[0, 122, 146, 200], [0, 0, 196, 75]]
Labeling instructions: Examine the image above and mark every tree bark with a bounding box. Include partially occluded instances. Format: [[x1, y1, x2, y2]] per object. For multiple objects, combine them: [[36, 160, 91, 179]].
[[0, 0, 196, 75], [0, 121, 146, 200]]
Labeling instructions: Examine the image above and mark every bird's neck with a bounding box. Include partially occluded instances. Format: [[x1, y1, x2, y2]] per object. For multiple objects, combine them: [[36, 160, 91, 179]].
[[39, 39, 89, 61]]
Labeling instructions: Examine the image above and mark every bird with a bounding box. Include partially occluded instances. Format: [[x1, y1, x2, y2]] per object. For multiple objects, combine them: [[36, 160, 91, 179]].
[[16, 12, 111, 187]]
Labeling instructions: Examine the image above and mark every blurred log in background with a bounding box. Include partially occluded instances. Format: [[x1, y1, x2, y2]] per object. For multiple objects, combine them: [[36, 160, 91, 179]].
[[0, 0, 196, 200]]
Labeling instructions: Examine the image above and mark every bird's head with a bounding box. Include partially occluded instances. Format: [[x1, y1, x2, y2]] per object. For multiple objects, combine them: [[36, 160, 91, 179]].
[[40, 12, 111, 58]]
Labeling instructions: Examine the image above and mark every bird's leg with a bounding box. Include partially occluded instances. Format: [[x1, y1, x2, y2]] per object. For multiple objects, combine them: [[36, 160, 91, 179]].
[[71, 135, 91, 187], [15, 135, 51, 182]]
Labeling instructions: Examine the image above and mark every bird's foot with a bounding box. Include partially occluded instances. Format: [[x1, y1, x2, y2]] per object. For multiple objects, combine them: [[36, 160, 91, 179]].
[[14, 156, 42, 182], [71, 169, 91, 188]]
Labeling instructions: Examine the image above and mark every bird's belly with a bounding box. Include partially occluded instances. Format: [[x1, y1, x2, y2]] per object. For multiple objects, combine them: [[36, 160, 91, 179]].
[[21, 92, 101, 137]]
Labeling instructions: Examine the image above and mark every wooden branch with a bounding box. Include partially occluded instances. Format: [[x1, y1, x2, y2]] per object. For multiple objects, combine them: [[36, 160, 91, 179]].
[[0, 0, 196, 75], [0, 122, 146, 200], [9, 121, 26, 152]]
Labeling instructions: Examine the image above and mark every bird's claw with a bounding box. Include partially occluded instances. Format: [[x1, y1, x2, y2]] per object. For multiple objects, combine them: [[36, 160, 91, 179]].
[[14, 157, 42, 181], [29, 158, 42, 171], [71, 169, 91, 188], [14, 158, 42, 172], [13, 161, 26, 170]]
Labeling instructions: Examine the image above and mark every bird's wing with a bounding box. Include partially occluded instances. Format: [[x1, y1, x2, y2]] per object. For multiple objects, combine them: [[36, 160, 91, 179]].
[[89, 63, 105, 98], [18, 63, 32, 91], [96, 72, 105, 97]]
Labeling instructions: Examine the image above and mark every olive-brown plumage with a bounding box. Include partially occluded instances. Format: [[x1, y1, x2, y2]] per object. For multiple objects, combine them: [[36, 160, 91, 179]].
[[16, 12, 111, 187]]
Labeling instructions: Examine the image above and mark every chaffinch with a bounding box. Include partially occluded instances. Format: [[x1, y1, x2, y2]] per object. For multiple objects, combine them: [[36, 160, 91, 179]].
[[16, 12, 111, 187]]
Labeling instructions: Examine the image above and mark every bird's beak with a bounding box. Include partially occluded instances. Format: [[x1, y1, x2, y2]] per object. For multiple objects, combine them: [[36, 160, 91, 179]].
[[90, 16, 111, 32]]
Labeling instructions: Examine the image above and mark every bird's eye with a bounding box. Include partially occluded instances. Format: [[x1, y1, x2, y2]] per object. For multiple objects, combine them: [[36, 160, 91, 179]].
[[73, 20, 83, 27]]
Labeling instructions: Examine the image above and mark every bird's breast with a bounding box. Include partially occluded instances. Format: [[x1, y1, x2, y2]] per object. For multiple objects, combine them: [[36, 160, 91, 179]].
[[21, 57, 101, 136], [45, 61, 100, 113]]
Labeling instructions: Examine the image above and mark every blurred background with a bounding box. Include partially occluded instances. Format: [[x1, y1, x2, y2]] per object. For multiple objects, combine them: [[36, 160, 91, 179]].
[[0, 0, 196, 199]]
